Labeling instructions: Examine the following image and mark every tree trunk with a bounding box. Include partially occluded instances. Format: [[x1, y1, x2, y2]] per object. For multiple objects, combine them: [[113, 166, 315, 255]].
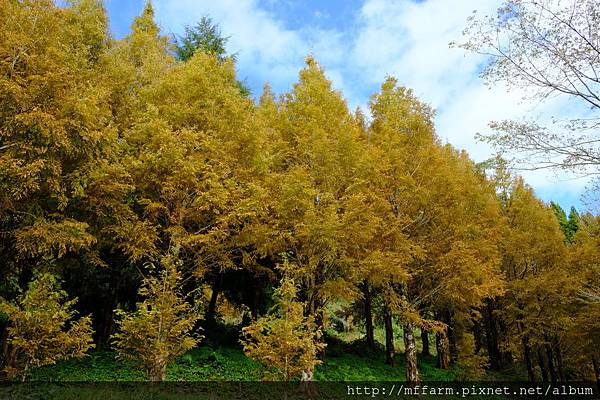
[[436, 332, 450, 369], [555, 340, 565, 382], [149, 359, 167, 382], [251, 283, 261, 320], [537, 349, 548, 382], [484, 299, 502, 369], [546, 344, 558, 383], [206, 273, 223, 322], [421, 328, 430, 357], [522, 334, 535, 382], [473, 320, 484, 355], [403, 322, 420, 385], [383, 305, 395, 366], [445, 311, 458, 365], [0, 323, 8, 370], [592, 356, 600, 390], [300, 366, 316, 397], [362, 281, 375, 348]]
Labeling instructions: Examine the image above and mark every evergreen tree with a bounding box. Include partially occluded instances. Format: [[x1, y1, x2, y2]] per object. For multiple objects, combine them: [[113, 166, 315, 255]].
[[175, 16, 228, 62], [174, 16, 251, 96]]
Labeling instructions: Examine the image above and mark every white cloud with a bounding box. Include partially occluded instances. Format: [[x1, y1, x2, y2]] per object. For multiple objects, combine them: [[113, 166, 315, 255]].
[[351, 0, 589, 208], [153, 0, 361, 110], [154, 0, 306, 91]]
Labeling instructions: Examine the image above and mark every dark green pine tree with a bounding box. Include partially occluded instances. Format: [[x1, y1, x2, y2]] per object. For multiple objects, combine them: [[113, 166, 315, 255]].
[[174, 16, 251, 96], [550, 202, 580, 243], [175, 16, 228, 62], [550, 202, 568, 232], [566, 206, 581, 243]]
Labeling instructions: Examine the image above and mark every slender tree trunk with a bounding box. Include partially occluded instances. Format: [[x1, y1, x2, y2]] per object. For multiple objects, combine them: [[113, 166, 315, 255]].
[[383, 305, 395, 366], [149, 363, 167, 382], [484, 300, 499, 369], [473, 320, 483, 355], [538, 349, 548, 382], [498, 316, 513, 367], [436, 332, 450, 369], [421, 328, 430, 357], [445, 311, 458, 365], [546, 344, 558, 383], [206, 273, 223, 322], [522, 334, 535, 382], [362, 281, 375, 348], [251, 283, 261, 320], [591, 356, 600, 390], [403, 322, 420, 385], [96, 306, 115, 348], [0, 324, 8, 370], [555, 340, 565, 382], [21, 363, 29, 383], [300, 366, 316, 397]]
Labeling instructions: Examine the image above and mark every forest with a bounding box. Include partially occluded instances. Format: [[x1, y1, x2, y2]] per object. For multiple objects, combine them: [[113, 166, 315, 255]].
[[0, 0, 599, 394]]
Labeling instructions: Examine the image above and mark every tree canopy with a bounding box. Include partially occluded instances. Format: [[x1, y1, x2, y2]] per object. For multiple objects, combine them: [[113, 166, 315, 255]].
[[0, 0, 598, 386]]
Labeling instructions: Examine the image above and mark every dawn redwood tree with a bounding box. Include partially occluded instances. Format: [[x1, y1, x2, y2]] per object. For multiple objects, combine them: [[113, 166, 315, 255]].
[[0, 273, 94, 381], [367, 78, 441, 383], [367, 78, 505, 383], [564, 215, 600, 383], [251, 57, 372, 335], [112, 254, 200, 382], [107, 2, 267, 325], [241, 269, 325, 381], [0, 0, 121, 295], [425, 147, 505, 374], [497, 178, 575, 382]]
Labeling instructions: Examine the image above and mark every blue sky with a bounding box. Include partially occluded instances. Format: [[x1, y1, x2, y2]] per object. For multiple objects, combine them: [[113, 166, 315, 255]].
[[103, 0, 588, 213]]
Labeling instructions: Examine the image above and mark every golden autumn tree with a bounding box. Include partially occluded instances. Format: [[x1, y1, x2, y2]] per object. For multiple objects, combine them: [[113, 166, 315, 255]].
[[366, 78, 440, 382], [251, 57, 371, 332], [350, 99, 422, 364], [366, 78, 505, 383], [0, 0, 119, 291], [105, 2, 269, 325], [424, 148, 505, 374], [112, 253, 200, 382], [568, 215, 600, 383], [241, 267, 325, 381], [497, 178, 575, 382], [0, 273, 94, 381]]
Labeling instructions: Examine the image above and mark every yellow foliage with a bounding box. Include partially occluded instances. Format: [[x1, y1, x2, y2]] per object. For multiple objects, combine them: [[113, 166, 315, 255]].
[[0, 273, 94, 381], [112, 254, 201, 381], [241, 271, 326, 381]]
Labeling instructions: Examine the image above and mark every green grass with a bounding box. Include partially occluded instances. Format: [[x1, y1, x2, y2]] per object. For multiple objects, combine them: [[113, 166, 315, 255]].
[[7, 335, 526, 399], [316, 336, 456, 381], [30, 346, 262, 382], [25, 315, 524, 384], [28, 335, 520, 383]]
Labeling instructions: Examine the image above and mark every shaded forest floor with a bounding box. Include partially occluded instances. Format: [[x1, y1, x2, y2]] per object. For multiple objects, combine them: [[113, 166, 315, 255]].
[[29, 329, 525, 382]]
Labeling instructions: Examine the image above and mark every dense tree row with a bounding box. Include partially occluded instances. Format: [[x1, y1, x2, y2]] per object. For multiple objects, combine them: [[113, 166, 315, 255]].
[[0, 0, 598, 385]]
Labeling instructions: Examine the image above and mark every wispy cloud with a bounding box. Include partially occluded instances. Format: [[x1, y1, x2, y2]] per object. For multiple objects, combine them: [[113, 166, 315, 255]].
[[350, 0, 589, 207]]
